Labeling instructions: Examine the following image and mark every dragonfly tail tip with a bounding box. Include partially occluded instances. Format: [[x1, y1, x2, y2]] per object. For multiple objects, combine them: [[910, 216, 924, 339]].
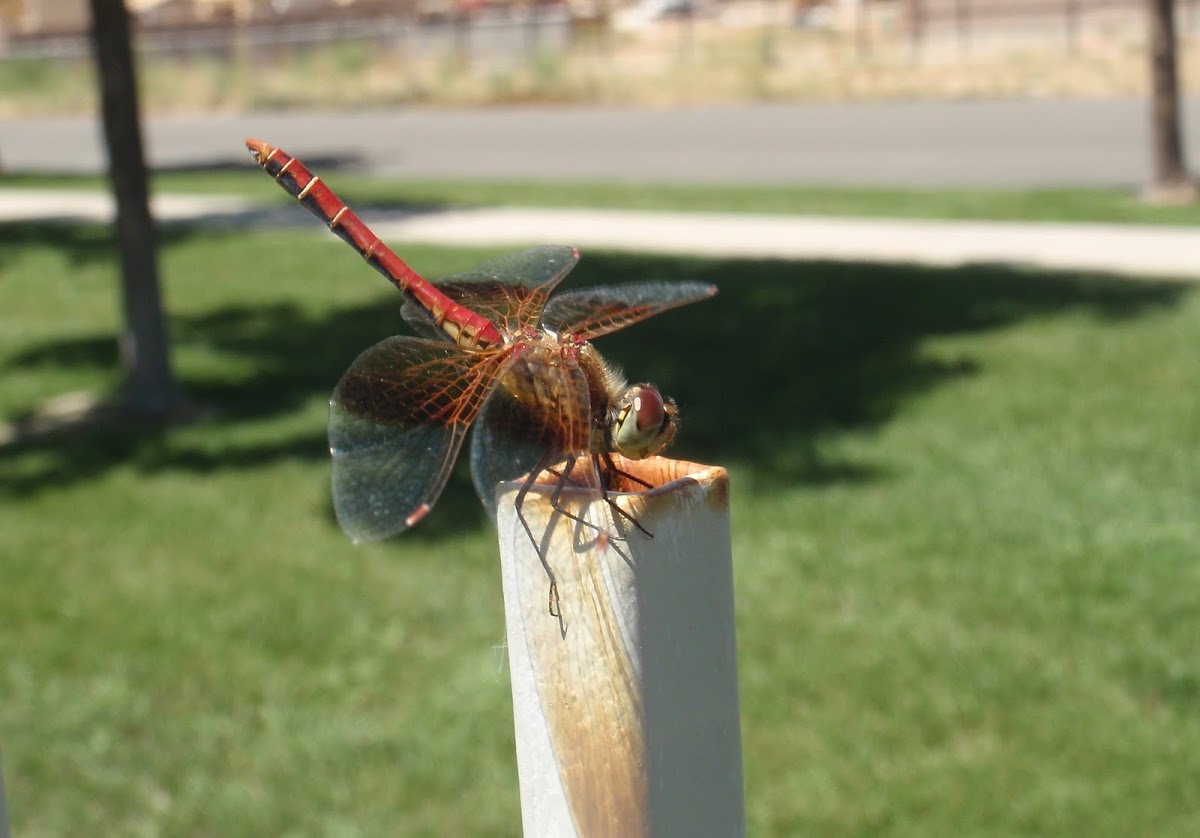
[[244, 137, 272, 163]]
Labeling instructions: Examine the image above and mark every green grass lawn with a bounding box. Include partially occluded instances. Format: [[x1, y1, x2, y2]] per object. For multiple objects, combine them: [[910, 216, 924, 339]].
[[8, 170, 1200, 226], [2, 218, 1199, 835]]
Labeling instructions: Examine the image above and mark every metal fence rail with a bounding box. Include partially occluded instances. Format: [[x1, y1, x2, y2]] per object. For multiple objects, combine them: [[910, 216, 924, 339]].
[[900, 0, 1200, 53], [1, 0, 1195, 64], [0, 8, 572, 62]]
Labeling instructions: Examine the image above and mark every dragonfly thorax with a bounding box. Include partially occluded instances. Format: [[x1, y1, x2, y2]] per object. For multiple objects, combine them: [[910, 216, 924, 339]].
[[607, 383, 679, 460]]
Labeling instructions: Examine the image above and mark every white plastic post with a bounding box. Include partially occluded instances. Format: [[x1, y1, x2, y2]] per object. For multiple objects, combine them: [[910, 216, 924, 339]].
[[497, 456, 744, 838]]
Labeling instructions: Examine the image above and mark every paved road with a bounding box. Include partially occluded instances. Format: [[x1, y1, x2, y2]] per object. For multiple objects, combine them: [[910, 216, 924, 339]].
[[3, 98, 1199, 187]]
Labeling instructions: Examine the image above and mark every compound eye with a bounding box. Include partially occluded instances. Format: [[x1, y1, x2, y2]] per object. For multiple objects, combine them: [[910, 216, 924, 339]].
[[611, 385, 678, 459], [633, 388, 666, 432]]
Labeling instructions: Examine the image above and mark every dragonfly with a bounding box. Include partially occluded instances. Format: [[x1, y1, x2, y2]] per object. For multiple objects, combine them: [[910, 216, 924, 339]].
[[246, 138, 716, 611]]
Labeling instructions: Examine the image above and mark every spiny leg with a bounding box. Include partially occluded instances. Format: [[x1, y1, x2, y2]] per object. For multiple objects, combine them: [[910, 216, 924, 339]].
[[547, 455, 635, 561], [513, 452, 611, 616], [595, 452, 654, 539], [541, 454, 616, 540], [514, 452, 562, 618], [600, 450, 655, 491], [514, 452, 653, 617], [548, 455, 651, 556], [543, 453, 653, 543], [514, 454, 621, 616]]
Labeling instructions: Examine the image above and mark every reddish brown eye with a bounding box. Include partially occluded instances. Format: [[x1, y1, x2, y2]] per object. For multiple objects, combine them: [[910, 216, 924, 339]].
[[633, 388, 666, 432]]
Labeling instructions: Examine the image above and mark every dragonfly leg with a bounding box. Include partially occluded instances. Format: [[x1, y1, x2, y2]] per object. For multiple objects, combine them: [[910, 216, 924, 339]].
[[542, 462, 591, 490], [514, 452, 653, 618], [514, 452, 563, 618], [547, 456, 642, 557], [600, 450, 655, 491], [596, 452, 654, 539], [540, 454, 616, 539], [543, 458, 652, 539]]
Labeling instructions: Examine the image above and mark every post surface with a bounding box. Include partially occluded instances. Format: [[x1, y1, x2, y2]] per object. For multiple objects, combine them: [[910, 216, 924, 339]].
[[497, 457, 744, 838]]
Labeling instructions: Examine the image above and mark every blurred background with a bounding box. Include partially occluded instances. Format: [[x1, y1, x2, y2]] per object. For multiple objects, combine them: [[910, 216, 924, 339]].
[[2, 1, 1199, 835], [3, 0, 1200, 107]]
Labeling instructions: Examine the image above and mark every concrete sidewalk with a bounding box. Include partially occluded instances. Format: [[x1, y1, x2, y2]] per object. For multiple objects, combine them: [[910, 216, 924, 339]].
[[0, 188, 254, 223], [367, 207, 1200, 280], [2, 188, 1198, 280]]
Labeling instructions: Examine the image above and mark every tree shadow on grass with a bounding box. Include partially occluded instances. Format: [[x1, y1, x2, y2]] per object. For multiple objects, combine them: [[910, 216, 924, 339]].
[[0, 220, 244, 274], [0, 242, 1192, 539], [572, 254, 1191, 486]]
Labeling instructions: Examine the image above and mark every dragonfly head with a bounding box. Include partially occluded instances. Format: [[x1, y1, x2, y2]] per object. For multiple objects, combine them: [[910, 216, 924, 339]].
[[609, 384, 679, 460]]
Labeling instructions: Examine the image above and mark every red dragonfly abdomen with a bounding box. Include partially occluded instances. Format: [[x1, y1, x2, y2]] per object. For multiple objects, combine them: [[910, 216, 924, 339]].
[[246, 138, 504, 350]]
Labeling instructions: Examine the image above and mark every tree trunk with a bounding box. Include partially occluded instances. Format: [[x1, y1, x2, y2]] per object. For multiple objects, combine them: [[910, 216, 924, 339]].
[[1146, 0, 1196, 200], [89, 0, 181, 415]]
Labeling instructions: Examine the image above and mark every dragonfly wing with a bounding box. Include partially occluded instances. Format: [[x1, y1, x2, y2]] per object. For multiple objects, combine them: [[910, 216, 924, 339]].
[[400, 300, 452, 342], [329, 335, 510, 542], [432, 245, 581, 335], [470, 345, 593, 518], [540, 281, 717, 341]]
